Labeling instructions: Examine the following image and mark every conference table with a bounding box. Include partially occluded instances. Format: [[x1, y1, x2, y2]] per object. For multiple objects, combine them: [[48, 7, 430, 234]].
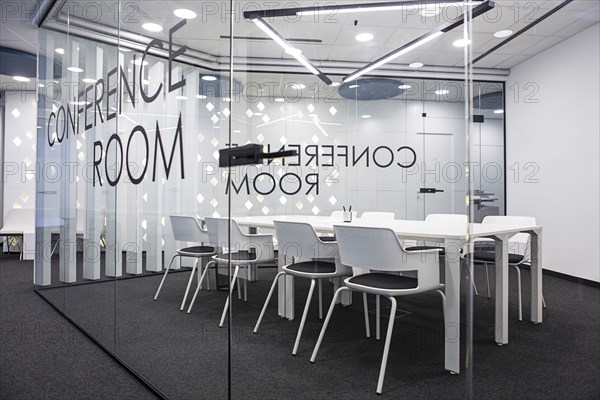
[[235, 215, 543, 374]]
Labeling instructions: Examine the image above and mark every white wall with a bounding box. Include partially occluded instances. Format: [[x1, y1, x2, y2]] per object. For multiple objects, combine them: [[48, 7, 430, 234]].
[[507, 23, 600, 282]]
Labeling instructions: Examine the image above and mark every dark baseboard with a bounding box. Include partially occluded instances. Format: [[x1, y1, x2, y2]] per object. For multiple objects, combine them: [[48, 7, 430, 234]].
[[543, 269, 600, 289]]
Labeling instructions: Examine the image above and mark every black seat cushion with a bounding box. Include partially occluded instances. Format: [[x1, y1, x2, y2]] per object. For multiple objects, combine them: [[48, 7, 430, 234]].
[[404, 245, 445, 256], [465, 250, 524, 264], [179, 246, 215, 254], [319, 236, 337, 242], [286, 261, 336, 274], [215, 250, 257, 262], [348, 273, 418, 290]]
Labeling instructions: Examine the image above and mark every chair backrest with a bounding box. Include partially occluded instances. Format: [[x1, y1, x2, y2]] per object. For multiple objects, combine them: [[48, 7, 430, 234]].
[[334, 225, 440, 292], [169, 216, 209, 244], [360, 211, 395, 220], [330, 210, 357, 219], [0, 208, 35, 233], [205, 217, 274, 262], [482, 216, 536, 260], [274, 221, 339, 260]]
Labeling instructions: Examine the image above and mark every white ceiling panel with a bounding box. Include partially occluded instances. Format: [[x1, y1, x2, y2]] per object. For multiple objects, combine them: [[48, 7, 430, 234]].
[[494, 54, 532, 69]]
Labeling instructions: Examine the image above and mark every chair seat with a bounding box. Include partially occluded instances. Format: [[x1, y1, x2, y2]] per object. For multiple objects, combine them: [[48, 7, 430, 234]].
[[283, 261, 337, 276], [318, 236, 337, 242], [213, 250, 258, 263], [465, 250, 524, 264], [177, 246, 215, 256], [347, 273, 418, 291], [404, 245, 445, 255]]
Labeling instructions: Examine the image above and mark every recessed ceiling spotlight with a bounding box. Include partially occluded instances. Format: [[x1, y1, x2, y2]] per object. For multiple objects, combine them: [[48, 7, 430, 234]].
[[68, 67, 84, 73], [13, 76, 30, 82], [202, 75, 218, 81], [291, 83, 306, 90], [233, 130, 241, 133], [355, 33, 374, 42], [435, 89, 449, 95], [452, 38, 472, 47], [399, 84, 412, 89], [285, 48, 303, 55], [55, 48, 65, 55], [274, 98, 285, 102], [349, 84, 360, 89], [195, 94, 207, 99], [409, 62, 424, 68], [331, 82, 341, 87], [254, 113, 264, 116], [361, 114, 371, 119], [142, 22, 163, 32], [494, 30, 513, 38], [223, 97, 232, 102], [176, 95, 188, 100], [82, 78, 96, 83], [38, 83, 45, 88], [174, 9, 197, 19], [494, 109, 504, 114]]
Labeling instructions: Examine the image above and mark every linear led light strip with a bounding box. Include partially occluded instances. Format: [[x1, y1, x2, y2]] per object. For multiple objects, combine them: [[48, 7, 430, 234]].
[[344, 32, 443, 82], [296, 1, 485, 15], [252, 17, 332, 85], [344, 1, 495, 82]]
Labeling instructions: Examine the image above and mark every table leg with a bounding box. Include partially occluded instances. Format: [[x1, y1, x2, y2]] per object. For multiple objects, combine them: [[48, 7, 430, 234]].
[[494, 234, 510, 345], [277, 254, 295, 320], [444, 239, 461, 374], [530, 228, 543, 323]]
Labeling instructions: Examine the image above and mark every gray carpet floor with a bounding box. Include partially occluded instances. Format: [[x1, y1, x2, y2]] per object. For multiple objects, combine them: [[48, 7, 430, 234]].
[[0, 254, 159, 400], [2, 252, 599, 400]]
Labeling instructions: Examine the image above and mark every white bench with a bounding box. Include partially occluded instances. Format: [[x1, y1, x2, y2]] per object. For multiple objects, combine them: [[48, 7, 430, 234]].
[[0, 208, 35, 260]]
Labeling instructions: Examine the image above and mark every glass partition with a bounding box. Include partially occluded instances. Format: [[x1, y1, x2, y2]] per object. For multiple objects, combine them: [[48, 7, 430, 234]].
[[33, 0, 520, 398]]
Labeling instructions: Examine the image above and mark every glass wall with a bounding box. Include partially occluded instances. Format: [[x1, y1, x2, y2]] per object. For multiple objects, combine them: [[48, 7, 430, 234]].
[[34, 0, 506, 398]]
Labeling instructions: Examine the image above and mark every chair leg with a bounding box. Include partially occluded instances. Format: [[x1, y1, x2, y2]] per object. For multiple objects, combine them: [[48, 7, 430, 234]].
[[219, 265, 240, 328], [310, 287, 350, 363], [243, 269, 248, 302], [363, 293, 371, 338], [376, 296, 398, 395], [376, 295, 381, 341], [318, 279, 323, 320], [469, 263, 479, 296], [237, 277, 242, 300], [186, 261, 214, 314], [542, 294, 547, 308], [485, 263, 491, 299], [180, 258, 200, 311], [254, 272, 286, 333], [292, 279, 316, 356], [513, 265, 522, 321], [154, 254, 178, 300]]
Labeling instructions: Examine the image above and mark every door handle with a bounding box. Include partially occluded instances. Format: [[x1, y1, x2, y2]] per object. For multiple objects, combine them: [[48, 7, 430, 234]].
[[419, 188, 445, 193]]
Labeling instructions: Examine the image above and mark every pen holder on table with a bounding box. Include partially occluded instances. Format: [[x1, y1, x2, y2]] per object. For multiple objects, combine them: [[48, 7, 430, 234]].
[[343, 211, 353, 222]]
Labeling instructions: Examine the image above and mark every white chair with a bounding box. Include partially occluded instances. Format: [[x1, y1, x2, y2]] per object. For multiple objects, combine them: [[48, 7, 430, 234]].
[[310, 225, 445, 395], [154, 216, 216, 311], [321, 211, 358, 242], [254, 221, 353, 355], [360, 211, 395, 220], [465, 216, 545, 320], [188, 217, 274, 327]]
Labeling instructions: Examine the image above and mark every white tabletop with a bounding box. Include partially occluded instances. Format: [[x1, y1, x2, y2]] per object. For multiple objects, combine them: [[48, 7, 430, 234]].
[[234, 215, 541, 240]]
